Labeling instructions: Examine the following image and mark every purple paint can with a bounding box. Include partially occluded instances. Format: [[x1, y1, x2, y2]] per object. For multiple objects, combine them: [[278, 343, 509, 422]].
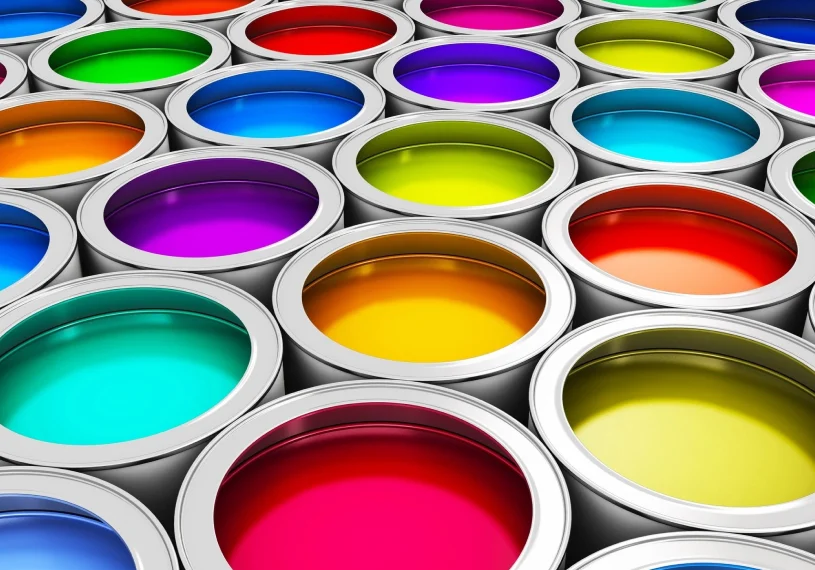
[[374, 35, 579, 125], [76, 147, 344, 305]]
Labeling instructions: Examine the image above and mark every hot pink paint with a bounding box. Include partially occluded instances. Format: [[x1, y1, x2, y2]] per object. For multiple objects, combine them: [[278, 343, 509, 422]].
[[421, 0, 562, 31], [760, 59, 815, 117]]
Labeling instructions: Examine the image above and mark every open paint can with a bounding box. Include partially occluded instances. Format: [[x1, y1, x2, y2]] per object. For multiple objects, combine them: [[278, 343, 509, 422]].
[[549, 79, 783, 188], [228, 1, 414, 76], [333, 111, 577, 241], [374, 35, 579, 125], [403, 0, 581, 45], [0, 189, 80, 310], [176, 380, 571, 570], [0, 50, 28, 99], [766, 137, 815, 225], [0, 0, 105, 58], [29, 21, 231, 107], [719, 0, 815, 58], [543, 172, 815, 333], [580, 0, 725, 20], [0, 467, 177, 569], [165, 62, 385, 168], [557, 13, 753, 89], [739, 52, 815, 144], [0, 90, 168, 217], [77, 147, 344, 305], [272, 218, 574, 420], [0, 271, 283, 527], [530, 309, 815, 563], [103, 0, 273, 33]]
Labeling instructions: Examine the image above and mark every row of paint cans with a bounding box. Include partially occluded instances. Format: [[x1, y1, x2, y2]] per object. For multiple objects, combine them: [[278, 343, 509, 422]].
[[0, 50, 29, 100]]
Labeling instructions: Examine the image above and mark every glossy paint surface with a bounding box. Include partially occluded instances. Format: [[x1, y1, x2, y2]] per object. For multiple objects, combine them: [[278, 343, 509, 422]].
[[580, 40, 726, 73], [793, 151, 815, 204], [0, 0, 84, 39], [736, 0, 815, 45], [760, 60, 815, 117], [0, 223, 49, 291], [425, 6, 556, 30], [127, 0, 252, 16]]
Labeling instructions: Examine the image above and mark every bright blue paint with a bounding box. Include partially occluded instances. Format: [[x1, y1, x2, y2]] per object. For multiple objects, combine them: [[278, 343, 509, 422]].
[[0, 204, 49, 291], [736, 0, 815, 45], [0, 1, 86, 39]]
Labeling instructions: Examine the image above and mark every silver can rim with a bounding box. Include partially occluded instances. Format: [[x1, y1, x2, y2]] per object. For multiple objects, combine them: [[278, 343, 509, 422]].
[[0, 466, 177, 570], [28, 21, 232, 94], [570, 532, 815, 569], [403, 0, 581, 39], [373, 35, 580, 113], [0, 90, 168, 191], [0, 0, 105, 49], [543, 171, 815, 311], [581, 0, 724, 15], [104, 0, 272, 24], [739, 52, 815, 129], [332, 110, 578, 219], [77, 147, 345, 273], [175, 380, 571, 570], [0, 188, 77, 309], [228, 0, 415, 65], [768, 137, 815, 222], [719, 0, 815, 52], [530, 309, 815, 533], [557, 12, 754, 82], [549, 79, 784, 174], [0, 270, 283, 469], [0, 50, 27, 99], [165, 61, 386, 149], [272, 217, 575, 382]]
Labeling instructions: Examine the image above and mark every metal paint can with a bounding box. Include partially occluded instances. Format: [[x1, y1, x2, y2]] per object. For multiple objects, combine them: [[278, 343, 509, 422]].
[[228, 1, 414, 77], [580, 0, 724, 20], [0, 188, 80, 310], [165, 62, 385, 168], [403, 0, 581, 46], [0, 90, 168, 218], [333, 111, 577, 241], [29, 21, 231, 107], [0, 50, 29, 100], [0, 0, 105, 59], [766, 137, 815, 225], [272, 218, 574, 420], [739, 52, 815, 145], [0, 271, 283, 528], [374, 35, 579, 125], [103, 0, 273, 33], [719, 0, 815, 59], [530, 309, 815, 564], [77, 147, 344, 306], [176, 380, 571, 570], [549, 79, 784, 188], [557, 13, 753, 90], [543, 172, 815, 333], [0, 467, 177, 569], [569, 533, 815, 570]]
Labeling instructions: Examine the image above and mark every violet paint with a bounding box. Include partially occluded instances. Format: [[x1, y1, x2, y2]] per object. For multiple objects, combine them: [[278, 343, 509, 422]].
[[760, 59, 815, 117], [104, 158, 319, 258]]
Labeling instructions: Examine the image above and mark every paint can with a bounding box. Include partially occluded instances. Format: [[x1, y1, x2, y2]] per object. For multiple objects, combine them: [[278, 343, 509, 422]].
[[103, 0, 273, 33], [719, 0, 815, 59], [530, 309, 815, 564], [0, 90, 168, 217], [0, 0, 105, 59], [333, 111, 577, 241], [0, 466, 177, 569], [549, 79, 783, 188], [29, 21, 231, 107], [0, 188, 80, 310], [374, 35, 579, 125], [272, 218, 574, 420], [557, 13, 753, 90], [165, 62, 385, 168], [739, 52, 815, 144], [542, 172, 815, 333], [0, 50, 28, 100], [77, 147, 344, 306], [0, 271, 283, 528], [569, 533, 815, 570], [580, 0, 724, 20], [403, 0, 581, 46], [766, 137, 815, 226], [176, 380, 571, 570], [228, 1, 414, 77]]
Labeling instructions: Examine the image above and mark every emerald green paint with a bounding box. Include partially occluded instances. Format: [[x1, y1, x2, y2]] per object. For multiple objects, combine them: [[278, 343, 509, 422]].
[[605, 0, 704, 7], [793, 151, 815, 205], [49, 28, 212, 84], [0, 288, 250, 445]]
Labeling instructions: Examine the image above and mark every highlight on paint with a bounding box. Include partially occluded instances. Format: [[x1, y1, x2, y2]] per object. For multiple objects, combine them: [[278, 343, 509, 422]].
[[0, 204, 49, 292], [759, 59, 815, 119], [0, 0, 87, 39]]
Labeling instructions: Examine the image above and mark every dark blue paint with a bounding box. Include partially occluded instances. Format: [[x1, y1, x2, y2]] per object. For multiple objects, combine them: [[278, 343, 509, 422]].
[[0, 205, 49, 292], [0, 0, 86, 39], [736, 0, 815, 45]]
